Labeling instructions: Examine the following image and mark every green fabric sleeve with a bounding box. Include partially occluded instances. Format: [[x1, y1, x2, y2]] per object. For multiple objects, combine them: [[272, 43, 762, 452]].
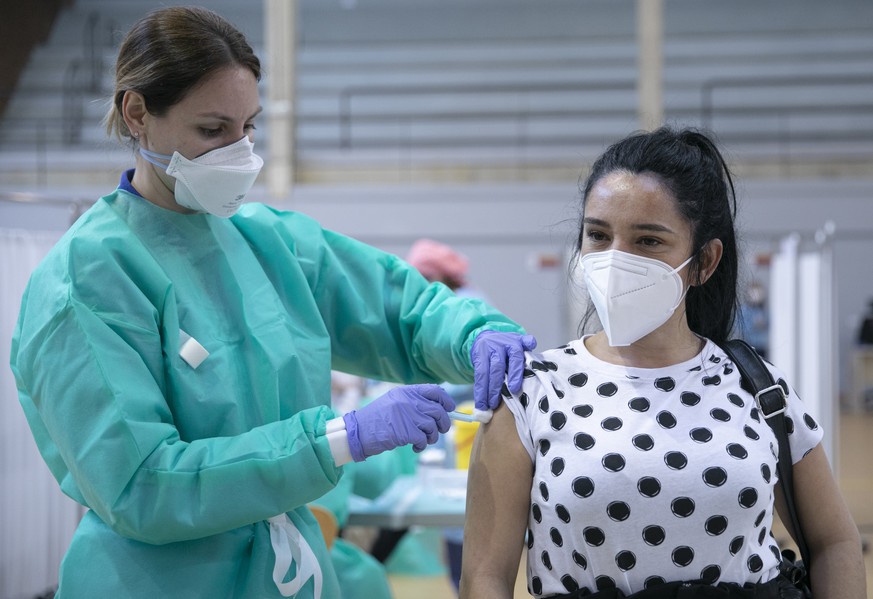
[[234, 204, 526, 385]]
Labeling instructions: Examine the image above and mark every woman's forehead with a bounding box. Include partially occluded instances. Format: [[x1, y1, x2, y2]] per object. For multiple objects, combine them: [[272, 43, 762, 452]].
[[174, 66, 260, 116], [586, 172, 682, 221]]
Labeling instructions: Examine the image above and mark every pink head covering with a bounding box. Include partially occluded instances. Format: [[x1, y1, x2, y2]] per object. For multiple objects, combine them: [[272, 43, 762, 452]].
[[405, 238, 469, 289]]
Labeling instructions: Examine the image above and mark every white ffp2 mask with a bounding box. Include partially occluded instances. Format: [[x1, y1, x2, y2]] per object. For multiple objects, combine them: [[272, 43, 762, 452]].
[[580, 249, 694, 347], [140, 136, 264, 217]]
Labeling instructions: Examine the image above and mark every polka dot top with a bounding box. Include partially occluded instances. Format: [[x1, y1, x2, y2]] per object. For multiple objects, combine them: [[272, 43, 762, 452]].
[[502, 337, 822, 597]]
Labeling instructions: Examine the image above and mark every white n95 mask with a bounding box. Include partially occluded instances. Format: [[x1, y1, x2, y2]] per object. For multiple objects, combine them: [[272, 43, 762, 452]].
[[140, 136, 263, 217], [580, 249, 694, 347]]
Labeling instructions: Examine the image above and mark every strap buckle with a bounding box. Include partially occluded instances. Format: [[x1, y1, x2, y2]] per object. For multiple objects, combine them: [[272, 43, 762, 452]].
[[755, 383, 787, 419]]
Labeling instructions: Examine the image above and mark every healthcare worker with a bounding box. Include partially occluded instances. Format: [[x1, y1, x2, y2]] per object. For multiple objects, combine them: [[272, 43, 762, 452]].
[[9, 7, 535, 598]]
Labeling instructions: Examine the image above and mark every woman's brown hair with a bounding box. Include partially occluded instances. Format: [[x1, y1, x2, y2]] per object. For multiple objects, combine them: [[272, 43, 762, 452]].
[[104, 6, 261, 141]]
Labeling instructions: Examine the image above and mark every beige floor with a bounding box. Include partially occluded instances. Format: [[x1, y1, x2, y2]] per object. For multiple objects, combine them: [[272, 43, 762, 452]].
[[389, 412, 873, 599]]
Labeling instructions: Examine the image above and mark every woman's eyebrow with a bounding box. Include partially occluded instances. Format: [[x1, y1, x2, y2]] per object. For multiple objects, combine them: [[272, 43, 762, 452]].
[[634, 223, 675, 234], [583, 217, 674, 235], [196, 106, 264, 121], [583, 217, 610, 228]]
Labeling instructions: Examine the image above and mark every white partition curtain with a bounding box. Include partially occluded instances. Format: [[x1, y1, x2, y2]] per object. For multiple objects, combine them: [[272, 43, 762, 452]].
[[1, 228, 81, 599], [768, 226, 837, 469]]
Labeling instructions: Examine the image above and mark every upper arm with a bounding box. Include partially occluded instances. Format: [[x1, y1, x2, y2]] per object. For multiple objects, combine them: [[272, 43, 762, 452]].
[[781, 443, 867, 598], [778, 443, 860, 554], [461, 402, 533, 597]]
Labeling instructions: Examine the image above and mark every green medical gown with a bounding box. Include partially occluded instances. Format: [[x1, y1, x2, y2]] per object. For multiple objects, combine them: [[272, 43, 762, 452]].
[[10, 186, 523, 598]]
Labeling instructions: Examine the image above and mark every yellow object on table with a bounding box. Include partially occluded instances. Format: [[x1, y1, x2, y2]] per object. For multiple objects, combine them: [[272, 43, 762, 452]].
[[452, 402, 480, 470]]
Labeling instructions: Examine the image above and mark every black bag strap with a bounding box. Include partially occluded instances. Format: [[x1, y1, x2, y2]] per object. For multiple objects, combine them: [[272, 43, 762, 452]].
[[721, 339, 811, 573]]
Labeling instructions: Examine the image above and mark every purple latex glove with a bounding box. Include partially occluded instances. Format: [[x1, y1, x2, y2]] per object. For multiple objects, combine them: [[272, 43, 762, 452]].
[[342, 384, 455, 462], [471, 330, 538, 411]]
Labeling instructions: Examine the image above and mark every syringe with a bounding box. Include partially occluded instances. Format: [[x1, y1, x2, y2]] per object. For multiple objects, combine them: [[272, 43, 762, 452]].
[[448, 408, 493, 424]]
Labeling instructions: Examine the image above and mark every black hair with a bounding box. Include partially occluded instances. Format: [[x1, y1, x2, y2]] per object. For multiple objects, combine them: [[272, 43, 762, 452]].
[[574, 126, 739, 345]]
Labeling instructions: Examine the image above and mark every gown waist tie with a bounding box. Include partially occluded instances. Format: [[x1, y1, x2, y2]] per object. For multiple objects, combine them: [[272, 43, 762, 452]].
[[268, 514, 323, 598]]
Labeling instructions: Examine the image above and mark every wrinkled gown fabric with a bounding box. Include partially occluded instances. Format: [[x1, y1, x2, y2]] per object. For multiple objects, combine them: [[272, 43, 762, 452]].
[[10, 180, 522, 598]]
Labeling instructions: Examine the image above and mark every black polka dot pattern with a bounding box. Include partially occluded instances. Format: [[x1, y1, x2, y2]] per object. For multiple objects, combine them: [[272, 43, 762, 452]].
[[502, 338, 824, 597]]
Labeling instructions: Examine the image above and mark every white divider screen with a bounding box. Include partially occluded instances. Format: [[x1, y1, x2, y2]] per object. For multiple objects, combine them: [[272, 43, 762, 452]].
[[769, 235, 800, 385], [0, 228, 81, 599], [768, 227, 837, 469]]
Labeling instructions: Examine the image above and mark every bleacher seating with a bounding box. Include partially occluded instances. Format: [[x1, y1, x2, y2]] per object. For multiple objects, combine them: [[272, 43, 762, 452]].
[[0, 0, 871, 186]]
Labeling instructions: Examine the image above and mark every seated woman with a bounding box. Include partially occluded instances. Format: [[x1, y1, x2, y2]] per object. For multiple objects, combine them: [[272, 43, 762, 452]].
[[459, 127, 866, 599]]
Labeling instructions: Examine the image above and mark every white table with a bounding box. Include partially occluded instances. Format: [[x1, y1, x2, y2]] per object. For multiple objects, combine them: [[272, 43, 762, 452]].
[[346, 470, 468, 529]]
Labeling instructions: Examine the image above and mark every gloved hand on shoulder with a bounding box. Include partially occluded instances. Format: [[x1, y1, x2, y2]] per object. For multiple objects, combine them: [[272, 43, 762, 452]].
[[342, 384, 455, 462], [471, 330, 537, 411]]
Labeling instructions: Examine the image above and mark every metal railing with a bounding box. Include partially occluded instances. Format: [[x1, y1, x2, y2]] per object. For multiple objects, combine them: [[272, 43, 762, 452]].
[[700, 73, 873, 138], [5, 66, 873, 173], [60, 11, 118, 147], [62, 60, 84, 145], [0, 190, 95, 226], [328, 73, 873, 161], [337, 80, 637, 149]]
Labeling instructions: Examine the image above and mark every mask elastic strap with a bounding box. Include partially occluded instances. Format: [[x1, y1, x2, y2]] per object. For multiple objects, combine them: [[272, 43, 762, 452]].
[[668, 254, 695, 277], [139, 147, 173, 169], [666, 254, 696, 310]]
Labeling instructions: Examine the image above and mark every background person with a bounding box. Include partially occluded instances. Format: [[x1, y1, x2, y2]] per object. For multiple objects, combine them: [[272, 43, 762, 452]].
[[857, 299, 873, 346], [405, 238, 471, 294], [738, 278, 770, 359], [9, 7, 534, 598], [460, 127, 866, 599], [328, 238, 493, 591], [406, 238, 480, 593]]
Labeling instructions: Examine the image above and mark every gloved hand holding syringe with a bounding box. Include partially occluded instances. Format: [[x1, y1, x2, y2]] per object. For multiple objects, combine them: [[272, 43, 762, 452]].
[[341, 331, 536, 460]]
